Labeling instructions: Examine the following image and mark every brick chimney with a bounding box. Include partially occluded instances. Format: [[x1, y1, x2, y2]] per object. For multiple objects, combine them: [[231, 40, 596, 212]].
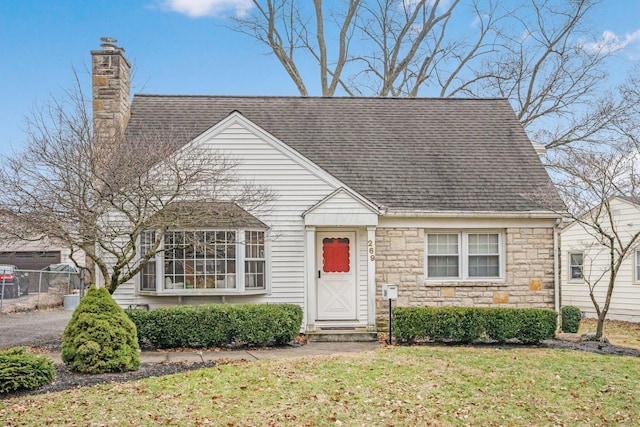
[[91, 37, 131, 142]]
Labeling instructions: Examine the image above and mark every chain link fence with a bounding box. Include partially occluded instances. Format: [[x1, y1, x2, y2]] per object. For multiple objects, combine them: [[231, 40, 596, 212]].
[[0, 267, 84, 312]]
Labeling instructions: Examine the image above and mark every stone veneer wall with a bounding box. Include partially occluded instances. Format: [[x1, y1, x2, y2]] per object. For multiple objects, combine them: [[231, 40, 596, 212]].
[[375, 227, 555, 328], [91, 40, 131, 141]]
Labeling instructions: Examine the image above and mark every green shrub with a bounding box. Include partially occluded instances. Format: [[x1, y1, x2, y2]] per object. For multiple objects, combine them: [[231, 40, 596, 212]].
[[516, 309, 558, 344], [392, 306, 437, 343], [0, 347, 55, 394], [482, 308, 521, 342], [393, 306, 557, 344], [232, 304, 304, 346], [62, 286, 140, 374], [127, 303, 303, 349], [394, 307, 485, 342], [561, 306, 582, 333], [432, 307, 485, 342]]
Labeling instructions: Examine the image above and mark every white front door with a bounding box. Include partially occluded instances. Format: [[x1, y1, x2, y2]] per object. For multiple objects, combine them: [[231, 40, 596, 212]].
[[316, 231, 357, 320]]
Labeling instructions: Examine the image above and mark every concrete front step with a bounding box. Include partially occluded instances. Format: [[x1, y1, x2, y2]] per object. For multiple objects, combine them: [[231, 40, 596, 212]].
[[306, 330, 378, 343]]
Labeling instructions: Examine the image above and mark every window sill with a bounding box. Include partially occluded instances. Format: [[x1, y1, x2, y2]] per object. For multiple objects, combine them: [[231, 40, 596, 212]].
[[423, 278, 506, 287], [138, 289, 268, 297]]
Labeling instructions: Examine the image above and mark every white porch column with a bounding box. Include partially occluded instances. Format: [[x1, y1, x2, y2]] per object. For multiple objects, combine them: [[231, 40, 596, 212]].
[[305, 226, 317, 331], [367, 226, 377, 331]]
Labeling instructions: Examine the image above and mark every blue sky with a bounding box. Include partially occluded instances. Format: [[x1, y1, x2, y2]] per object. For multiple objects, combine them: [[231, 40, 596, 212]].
[[1, 0, 639, 155]]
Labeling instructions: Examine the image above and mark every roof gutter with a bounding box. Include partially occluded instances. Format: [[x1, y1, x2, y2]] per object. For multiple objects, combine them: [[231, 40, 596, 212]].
[[382, 209, 562, 219]]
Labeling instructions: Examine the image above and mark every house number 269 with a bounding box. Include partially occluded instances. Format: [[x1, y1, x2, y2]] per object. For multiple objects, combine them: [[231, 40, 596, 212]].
[[368, 240, 375, 261]]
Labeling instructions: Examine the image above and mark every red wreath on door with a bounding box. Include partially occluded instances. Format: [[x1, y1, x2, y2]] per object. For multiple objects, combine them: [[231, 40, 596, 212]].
[[322, 238, 350, 272]]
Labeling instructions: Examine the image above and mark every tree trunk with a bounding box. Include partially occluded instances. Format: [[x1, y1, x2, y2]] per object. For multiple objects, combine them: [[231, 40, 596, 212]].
[[595, 312, 606, 340]]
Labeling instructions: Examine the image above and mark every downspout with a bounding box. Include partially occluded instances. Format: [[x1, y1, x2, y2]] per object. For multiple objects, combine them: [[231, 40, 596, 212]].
[[554, 218, 561, 330]]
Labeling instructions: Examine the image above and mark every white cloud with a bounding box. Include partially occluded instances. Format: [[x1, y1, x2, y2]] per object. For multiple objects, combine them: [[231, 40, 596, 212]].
[[160, 0, 254, 18], [581, 29, 640, 55]]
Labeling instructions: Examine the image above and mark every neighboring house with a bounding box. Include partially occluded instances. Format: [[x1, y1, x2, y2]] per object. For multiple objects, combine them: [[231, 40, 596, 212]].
[[0, 217, 84, 271], [0, 237, 78, 270], [92, 40, 563, 335], [561, 196, 640, 322]]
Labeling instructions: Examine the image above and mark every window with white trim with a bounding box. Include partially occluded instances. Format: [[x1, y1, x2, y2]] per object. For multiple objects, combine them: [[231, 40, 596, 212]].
[[139, 229, 266, 293], [569, 252, 583, 281], [635, 251, 640, 284], [140, 231, 157, 291], [425, 231, 503, 280], [426, 234, 459, 278], [245, 231, 266, 289], [468, 233, 500, 277]]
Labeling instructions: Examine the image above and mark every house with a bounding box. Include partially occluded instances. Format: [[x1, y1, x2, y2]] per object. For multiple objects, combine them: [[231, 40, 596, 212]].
[[92, 40, 563, 336], [0, 237, 78, 271], [561, 196, 640, 322], [0, 220, 78, 271]]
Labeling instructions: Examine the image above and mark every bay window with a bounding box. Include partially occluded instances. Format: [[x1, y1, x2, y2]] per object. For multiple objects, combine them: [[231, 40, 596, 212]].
[[245, 230, 266, 289], [140, 231, 157, 291], [425, 231, 503, 280], [139, 229, 267, 293]]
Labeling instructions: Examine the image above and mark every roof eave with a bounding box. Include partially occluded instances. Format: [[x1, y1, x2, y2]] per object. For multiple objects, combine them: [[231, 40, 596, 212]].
[[382, 209, 562, 219]]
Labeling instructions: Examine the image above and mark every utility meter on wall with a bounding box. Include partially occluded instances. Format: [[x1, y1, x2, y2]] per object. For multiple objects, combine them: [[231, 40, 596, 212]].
[[382, 283, 398, 300]]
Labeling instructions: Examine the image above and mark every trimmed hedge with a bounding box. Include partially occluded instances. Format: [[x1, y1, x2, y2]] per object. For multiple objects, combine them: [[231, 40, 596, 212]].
[[393, 307, 557, 344], [127, 303, 303, 349], [561, 306, 582, 333], [0, 347, 55, 394], [62, 286, 140, 374]]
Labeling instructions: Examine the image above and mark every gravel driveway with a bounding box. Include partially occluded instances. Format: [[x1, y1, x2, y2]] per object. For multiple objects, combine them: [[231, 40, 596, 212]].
[[0, 309, 71, 349]]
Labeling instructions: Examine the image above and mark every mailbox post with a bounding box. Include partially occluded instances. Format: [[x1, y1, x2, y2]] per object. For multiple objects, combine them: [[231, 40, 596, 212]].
[[382, 284, 398, 345]]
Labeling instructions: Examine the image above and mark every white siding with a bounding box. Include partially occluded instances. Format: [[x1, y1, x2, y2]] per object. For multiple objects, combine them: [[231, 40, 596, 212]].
[[305, 189, 378, 226], [357, 229, 369, 323], [113, 119, 343, 320], [560, 197, 640, 321], [210, 123, 335, 308]]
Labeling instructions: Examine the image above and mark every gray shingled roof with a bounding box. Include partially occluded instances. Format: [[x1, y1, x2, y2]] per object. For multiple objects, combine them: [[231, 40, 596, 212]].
[[148, 202, 267, 229], [126, 95, 561, 212]]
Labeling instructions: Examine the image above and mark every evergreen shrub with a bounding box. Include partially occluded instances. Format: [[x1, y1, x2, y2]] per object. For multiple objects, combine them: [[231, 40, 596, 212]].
[[62, 286, 140, 374], [0, 347, 55, 394], [394, 306, 557, 344], [127, 303, 303, 349], [561, 306, 582, 333]]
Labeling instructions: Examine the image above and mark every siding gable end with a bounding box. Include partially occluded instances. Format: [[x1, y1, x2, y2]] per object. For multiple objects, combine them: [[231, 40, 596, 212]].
[[181, 111, 356, 193], [303, 187, 379, 226]]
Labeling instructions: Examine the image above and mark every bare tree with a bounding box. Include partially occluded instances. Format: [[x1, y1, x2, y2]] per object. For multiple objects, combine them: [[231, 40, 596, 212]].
[[229, 0, 613, 149], [612, 64, 640, 150], [0, 79, 274, 294], [548, 141, 640, 340], [475, 0, 612, 149]]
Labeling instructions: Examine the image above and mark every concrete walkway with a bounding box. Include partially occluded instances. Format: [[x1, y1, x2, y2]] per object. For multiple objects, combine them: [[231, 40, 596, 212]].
[[0, 308, 380, 363], [46, 341, 381, 364]]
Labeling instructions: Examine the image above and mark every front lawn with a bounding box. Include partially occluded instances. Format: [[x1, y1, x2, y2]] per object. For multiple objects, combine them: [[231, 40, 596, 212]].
[[2, 345, 639, 426], [579, 318, 640, 350]]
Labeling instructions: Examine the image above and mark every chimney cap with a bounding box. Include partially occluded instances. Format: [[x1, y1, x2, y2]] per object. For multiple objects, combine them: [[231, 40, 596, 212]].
[[99, 37, 122, 52]]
